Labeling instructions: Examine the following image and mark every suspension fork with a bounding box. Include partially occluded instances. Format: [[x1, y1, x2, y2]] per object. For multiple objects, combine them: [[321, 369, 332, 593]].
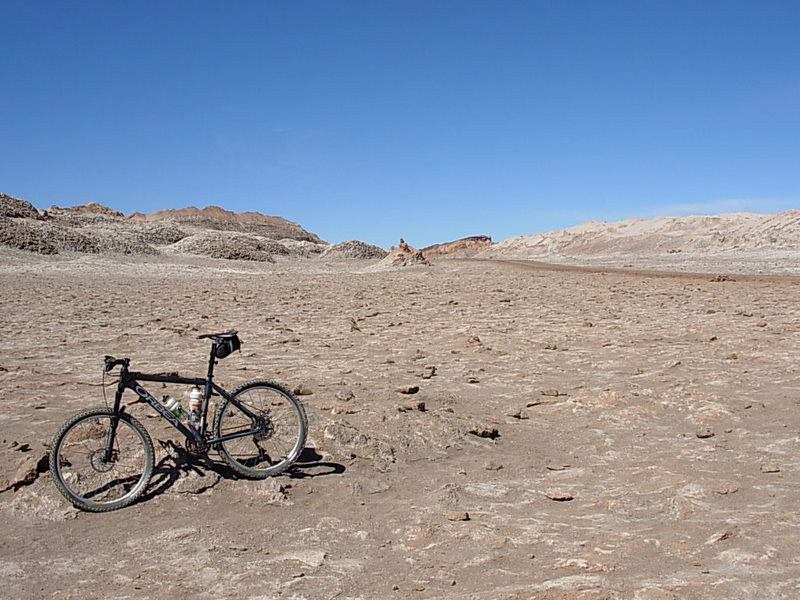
[[101, 377, 127, 462]]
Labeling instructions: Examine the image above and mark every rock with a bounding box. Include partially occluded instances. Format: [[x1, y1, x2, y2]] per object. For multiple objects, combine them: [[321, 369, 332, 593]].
[[335, 390, 355, 402], [483, 461, 503, 471], [419, 365, 436, 379], [469, 426, 500, 440], [375, 239, 431, 268], [696, 428, 715, 439], [395, 385, 419, 395], [760, 462, 781, 473], [508, 409, 529, 420], [398, 401, 426, 412], [293, 384, 313, 396], [171, 469, 222, 495], [3, 449, 48, 492], [446, 510, 470, 521], [545, 489, 574, 501], [541, 389, 561, 397]]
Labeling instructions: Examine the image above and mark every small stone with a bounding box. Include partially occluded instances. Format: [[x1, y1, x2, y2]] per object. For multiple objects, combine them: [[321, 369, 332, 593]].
[[395, 385, 419, 395], [696, 428, 715, 439], [483, 461, 503, 471], [760, 462, 781, 473], [756, 321, 767, 328], [293, 384, 313, 396], [545, 489, 574, 502], [508, 409, 529, 420], [546, 464, 570, 471], [466, 376, 480, 384], [446, 510, 470, 521], [541, 389, 560, 397], [420, 365, 437, 379], [335, 390, 355, 402], [398, 401, 426, 412], [469, 426, 500, 440]]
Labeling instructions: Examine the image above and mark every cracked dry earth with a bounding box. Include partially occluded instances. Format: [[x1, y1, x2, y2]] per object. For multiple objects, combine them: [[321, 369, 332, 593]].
[[2, 249, 800, 599]]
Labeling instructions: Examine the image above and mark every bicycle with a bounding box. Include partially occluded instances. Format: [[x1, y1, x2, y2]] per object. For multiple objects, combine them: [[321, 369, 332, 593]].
[[49, 330, 308, 512]]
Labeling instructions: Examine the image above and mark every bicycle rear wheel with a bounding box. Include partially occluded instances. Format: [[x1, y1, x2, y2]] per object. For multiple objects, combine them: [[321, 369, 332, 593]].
[[49, 408, 154, 512], [214, 380, 307, 478]]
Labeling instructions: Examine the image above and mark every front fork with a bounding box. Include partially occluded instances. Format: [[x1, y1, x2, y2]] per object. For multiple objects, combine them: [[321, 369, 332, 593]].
[[101, 382, 127, 462]]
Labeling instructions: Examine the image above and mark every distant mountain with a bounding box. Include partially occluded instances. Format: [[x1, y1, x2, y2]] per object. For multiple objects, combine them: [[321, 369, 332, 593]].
[[480, 211, 800, 258], [422, 235, 493, 258], [128, 205, 323, 243], [48, 202, 124, 218], [0, 194, 327, 258]]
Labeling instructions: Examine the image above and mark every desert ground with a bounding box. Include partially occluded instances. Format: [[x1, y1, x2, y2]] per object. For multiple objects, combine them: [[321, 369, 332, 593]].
[[2, 248, 800, 599]]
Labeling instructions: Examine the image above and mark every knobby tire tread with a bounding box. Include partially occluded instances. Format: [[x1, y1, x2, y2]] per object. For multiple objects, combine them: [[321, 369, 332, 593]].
[[49, 407, 154, 512], [214, 379, 308, 479]]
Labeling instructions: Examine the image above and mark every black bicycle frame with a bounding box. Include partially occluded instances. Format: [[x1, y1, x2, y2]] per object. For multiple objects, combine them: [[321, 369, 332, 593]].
[[111, 369, 261, 447]]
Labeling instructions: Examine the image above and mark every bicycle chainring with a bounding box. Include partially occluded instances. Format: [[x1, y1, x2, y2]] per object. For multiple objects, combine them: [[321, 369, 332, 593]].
[[184, 438, 209, 456]]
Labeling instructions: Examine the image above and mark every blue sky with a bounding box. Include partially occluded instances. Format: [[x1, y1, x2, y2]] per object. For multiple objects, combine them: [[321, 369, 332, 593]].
[[2, 1, 798, 248]]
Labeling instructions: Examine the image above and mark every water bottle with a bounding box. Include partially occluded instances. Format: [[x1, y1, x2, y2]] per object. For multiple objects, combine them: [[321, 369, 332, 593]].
[[188, 386, 203, 423], [163, 395, 187, 421]]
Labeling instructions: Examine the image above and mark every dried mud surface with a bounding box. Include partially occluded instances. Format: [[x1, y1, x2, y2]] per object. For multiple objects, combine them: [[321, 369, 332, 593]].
[[1, 249, 800, 599]]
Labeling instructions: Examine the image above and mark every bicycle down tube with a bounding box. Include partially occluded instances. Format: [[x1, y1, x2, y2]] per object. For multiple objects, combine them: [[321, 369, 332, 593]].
[[120, 371, 263, 446]]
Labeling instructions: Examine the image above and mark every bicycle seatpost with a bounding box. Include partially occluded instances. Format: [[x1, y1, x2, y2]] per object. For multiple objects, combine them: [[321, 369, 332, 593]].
[[205, 342, 217, 380]]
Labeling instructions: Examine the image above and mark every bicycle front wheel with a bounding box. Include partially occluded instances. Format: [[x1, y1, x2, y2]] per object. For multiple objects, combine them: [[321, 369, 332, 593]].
[[214, 380, 307, 478], [49, 408, 154, 512]]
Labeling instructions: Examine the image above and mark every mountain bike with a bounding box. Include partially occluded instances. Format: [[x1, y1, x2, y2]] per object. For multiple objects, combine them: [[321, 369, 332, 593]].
[[49, 331, 308, 512]]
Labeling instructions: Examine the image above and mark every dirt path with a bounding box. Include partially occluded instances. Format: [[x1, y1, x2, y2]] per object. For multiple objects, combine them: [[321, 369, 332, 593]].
[[2, 250, 800, 599]]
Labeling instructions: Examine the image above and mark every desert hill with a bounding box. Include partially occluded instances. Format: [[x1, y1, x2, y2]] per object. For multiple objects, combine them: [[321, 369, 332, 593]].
[[128, 205, 323, 243], [422, 235, 493, 258], [0, 193, 332, 260], [4, 192, 800, 272], [481, 210, 800, 259]]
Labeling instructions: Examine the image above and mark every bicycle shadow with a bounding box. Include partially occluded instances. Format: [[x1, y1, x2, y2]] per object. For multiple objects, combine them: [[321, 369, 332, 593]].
[[140, 442, 346, 504]]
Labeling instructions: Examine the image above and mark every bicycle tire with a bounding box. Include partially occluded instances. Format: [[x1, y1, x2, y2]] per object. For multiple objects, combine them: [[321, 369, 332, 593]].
[[49, 408, 154, 512], [214, 380, 307, 479]]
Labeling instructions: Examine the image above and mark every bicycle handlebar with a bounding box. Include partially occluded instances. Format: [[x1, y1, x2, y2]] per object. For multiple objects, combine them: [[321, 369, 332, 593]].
[[103, 356, 130, 373]]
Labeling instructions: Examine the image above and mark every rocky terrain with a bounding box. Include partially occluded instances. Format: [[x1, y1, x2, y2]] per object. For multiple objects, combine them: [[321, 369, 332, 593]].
[[1, 193, 800, 599], [0, 194, 335, 260]]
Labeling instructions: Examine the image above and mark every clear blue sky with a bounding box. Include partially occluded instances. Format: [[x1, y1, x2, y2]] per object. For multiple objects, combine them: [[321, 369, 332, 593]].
[[2, 1, 798, 248]]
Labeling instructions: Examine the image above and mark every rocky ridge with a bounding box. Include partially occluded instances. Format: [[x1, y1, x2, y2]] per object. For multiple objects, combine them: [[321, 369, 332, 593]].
[[480, 210, 800, 259], [0, 194, 332, 261], [422, 235, 493, 258]]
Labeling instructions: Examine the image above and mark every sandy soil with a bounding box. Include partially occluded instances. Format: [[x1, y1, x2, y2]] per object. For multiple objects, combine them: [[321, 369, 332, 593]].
[[2, 249, 800, 599]]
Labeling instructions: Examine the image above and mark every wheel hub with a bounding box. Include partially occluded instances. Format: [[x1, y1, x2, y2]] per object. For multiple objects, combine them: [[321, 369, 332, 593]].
[[89, 449, 116, 473]]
